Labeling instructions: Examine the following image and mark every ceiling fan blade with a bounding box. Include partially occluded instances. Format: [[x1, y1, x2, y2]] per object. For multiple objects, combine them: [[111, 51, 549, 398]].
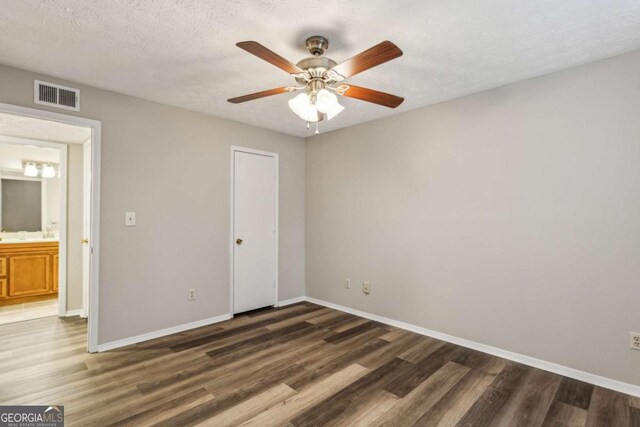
[[331, 41, 402, 79], [341, 85, 404, 108], [228, 87, 289, 104], [236, 41, 303, 74]]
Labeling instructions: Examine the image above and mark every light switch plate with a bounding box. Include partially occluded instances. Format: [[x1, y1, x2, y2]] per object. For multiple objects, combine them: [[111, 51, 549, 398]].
[[345, 279, 351, 289], [125, 212, 136, 227]]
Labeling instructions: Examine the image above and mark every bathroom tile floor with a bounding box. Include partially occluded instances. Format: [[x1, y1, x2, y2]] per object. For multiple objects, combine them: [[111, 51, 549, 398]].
[[0, 298, 58, 325]]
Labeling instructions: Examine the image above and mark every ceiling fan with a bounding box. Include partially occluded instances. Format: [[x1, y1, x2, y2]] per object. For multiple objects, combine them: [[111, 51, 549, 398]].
[[228, 36, 404, 134]]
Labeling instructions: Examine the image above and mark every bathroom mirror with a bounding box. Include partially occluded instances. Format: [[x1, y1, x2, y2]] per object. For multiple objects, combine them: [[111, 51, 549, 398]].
[[0, 178, 42, 231]]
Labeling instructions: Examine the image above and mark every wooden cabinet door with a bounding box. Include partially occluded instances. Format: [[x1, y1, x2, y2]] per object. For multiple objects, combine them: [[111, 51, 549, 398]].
[[0, 278, 6, 298], [8, 254, 51, 296], [52, 254, 59, 291]]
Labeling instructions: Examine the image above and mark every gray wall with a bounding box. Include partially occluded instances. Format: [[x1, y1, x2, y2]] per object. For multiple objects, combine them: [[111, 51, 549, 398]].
[[306, 50, 640, 386], [2, 47, 638, 387], [0, 64, 305, 344]]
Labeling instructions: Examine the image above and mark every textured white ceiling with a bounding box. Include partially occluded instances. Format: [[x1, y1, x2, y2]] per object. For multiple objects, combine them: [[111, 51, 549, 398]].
[[0, 112, 91, 144], [1, 1, 640, 137]]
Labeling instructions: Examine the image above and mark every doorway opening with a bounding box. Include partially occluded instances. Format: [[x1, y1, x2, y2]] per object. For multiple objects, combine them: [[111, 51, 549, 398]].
[[0, 103, 101, 352], [0, 141, 65, 324]]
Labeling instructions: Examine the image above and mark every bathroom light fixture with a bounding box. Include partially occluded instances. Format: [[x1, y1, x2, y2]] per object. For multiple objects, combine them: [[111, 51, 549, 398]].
[[42, 164, 56, 178], [24, 162, 38, 177], [22, 160, 59, 178]]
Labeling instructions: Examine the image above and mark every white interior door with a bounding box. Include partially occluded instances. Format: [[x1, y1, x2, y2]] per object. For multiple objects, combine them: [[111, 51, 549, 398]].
[[233, 149, 277, 314]]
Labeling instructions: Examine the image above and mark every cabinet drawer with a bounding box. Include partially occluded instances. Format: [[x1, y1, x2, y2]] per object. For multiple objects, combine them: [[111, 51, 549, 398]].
[[0, 278, 6, 298], [0, 256, 6, 276]]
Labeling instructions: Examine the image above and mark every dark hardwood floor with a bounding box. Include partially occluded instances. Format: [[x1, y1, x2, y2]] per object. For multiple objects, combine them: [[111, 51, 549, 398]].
[[0, 302, 638, 426]]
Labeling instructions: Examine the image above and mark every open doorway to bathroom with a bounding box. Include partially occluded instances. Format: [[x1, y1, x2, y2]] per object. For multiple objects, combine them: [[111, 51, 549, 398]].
[[0, 112, 92, 333]]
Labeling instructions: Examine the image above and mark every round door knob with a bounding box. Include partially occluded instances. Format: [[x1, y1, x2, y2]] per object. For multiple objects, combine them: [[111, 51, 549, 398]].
[[236, 238, 243, 245]]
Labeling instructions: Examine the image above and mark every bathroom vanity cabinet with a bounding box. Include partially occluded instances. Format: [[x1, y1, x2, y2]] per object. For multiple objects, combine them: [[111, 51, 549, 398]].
[[0, 241, 59, 305]]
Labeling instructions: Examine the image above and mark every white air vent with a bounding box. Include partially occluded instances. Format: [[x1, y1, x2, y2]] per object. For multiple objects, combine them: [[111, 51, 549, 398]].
[[34, 80, 80, 111]]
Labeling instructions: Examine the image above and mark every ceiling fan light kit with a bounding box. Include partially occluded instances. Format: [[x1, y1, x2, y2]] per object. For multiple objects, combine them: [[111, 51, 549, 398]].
[[228, 36, 404, 134]]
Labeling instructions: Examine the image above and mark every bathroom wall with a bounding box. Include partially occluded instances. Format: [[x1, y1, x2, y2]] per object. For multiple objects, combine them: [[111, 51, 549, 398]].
[[44, 175, 60, 233]]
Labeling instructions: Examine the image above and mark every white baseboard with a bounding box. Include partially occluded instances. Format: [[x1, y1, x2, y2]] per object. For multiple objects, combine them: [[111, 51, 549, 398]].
[[95, 296, 305, 352], [305, 296, 640, 398], [64, 309, 84, 317], [97, 313, 232, 352], [277, 296, 306, 307]]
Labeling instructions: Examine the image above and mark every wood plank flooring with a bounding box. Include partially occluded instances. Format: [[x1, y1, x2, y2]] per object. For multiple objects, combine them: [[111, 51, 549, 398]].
[[0, 302, 637, 426]]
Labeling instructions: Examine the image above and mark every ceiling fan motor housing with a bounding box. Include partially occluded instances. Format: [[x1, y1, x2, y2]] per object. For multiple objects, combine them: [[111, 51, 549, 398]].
[[295, 56, 338, 87], [306, 35, 329, 56]]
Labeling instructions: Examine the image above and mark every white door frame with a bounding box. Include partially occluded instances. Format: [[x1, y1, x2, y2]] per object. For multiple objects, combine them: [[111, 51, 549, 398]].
[[0, 135, 68, 316], [0, 102, 102, 353], [229, 145, 279, 316], [82, 138, 91, 318]]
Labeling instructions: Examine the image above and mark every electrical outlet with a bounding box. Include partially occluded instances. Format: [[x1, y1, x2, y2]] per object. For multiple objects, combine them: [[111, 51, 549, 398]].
[[345, 279, 351, 289], [363, 281, 371, 294], [188, 289, 196, 301], [631, 332, 640, 351], [125, 211, 136, 227]]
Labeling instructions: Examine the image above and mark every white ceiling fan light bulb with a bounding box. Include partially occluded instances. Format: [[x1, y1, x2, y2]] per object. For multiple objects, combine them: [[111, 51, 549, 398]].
[[42, 164, 56, 178], [24, 162, 38, 177], [315, 89, 338, 114]]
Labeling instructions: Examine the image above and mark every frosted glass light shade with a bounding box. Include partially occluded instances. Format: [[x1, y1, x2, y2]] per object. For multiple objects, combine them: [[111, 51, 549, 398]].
[[316, 89, 344, 120], [315, 89, 337, 113], [288, 93, 319, 122], [24, 162, 38, 177], [325, 102, 345, 120], [42, 164, 56, 178]]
